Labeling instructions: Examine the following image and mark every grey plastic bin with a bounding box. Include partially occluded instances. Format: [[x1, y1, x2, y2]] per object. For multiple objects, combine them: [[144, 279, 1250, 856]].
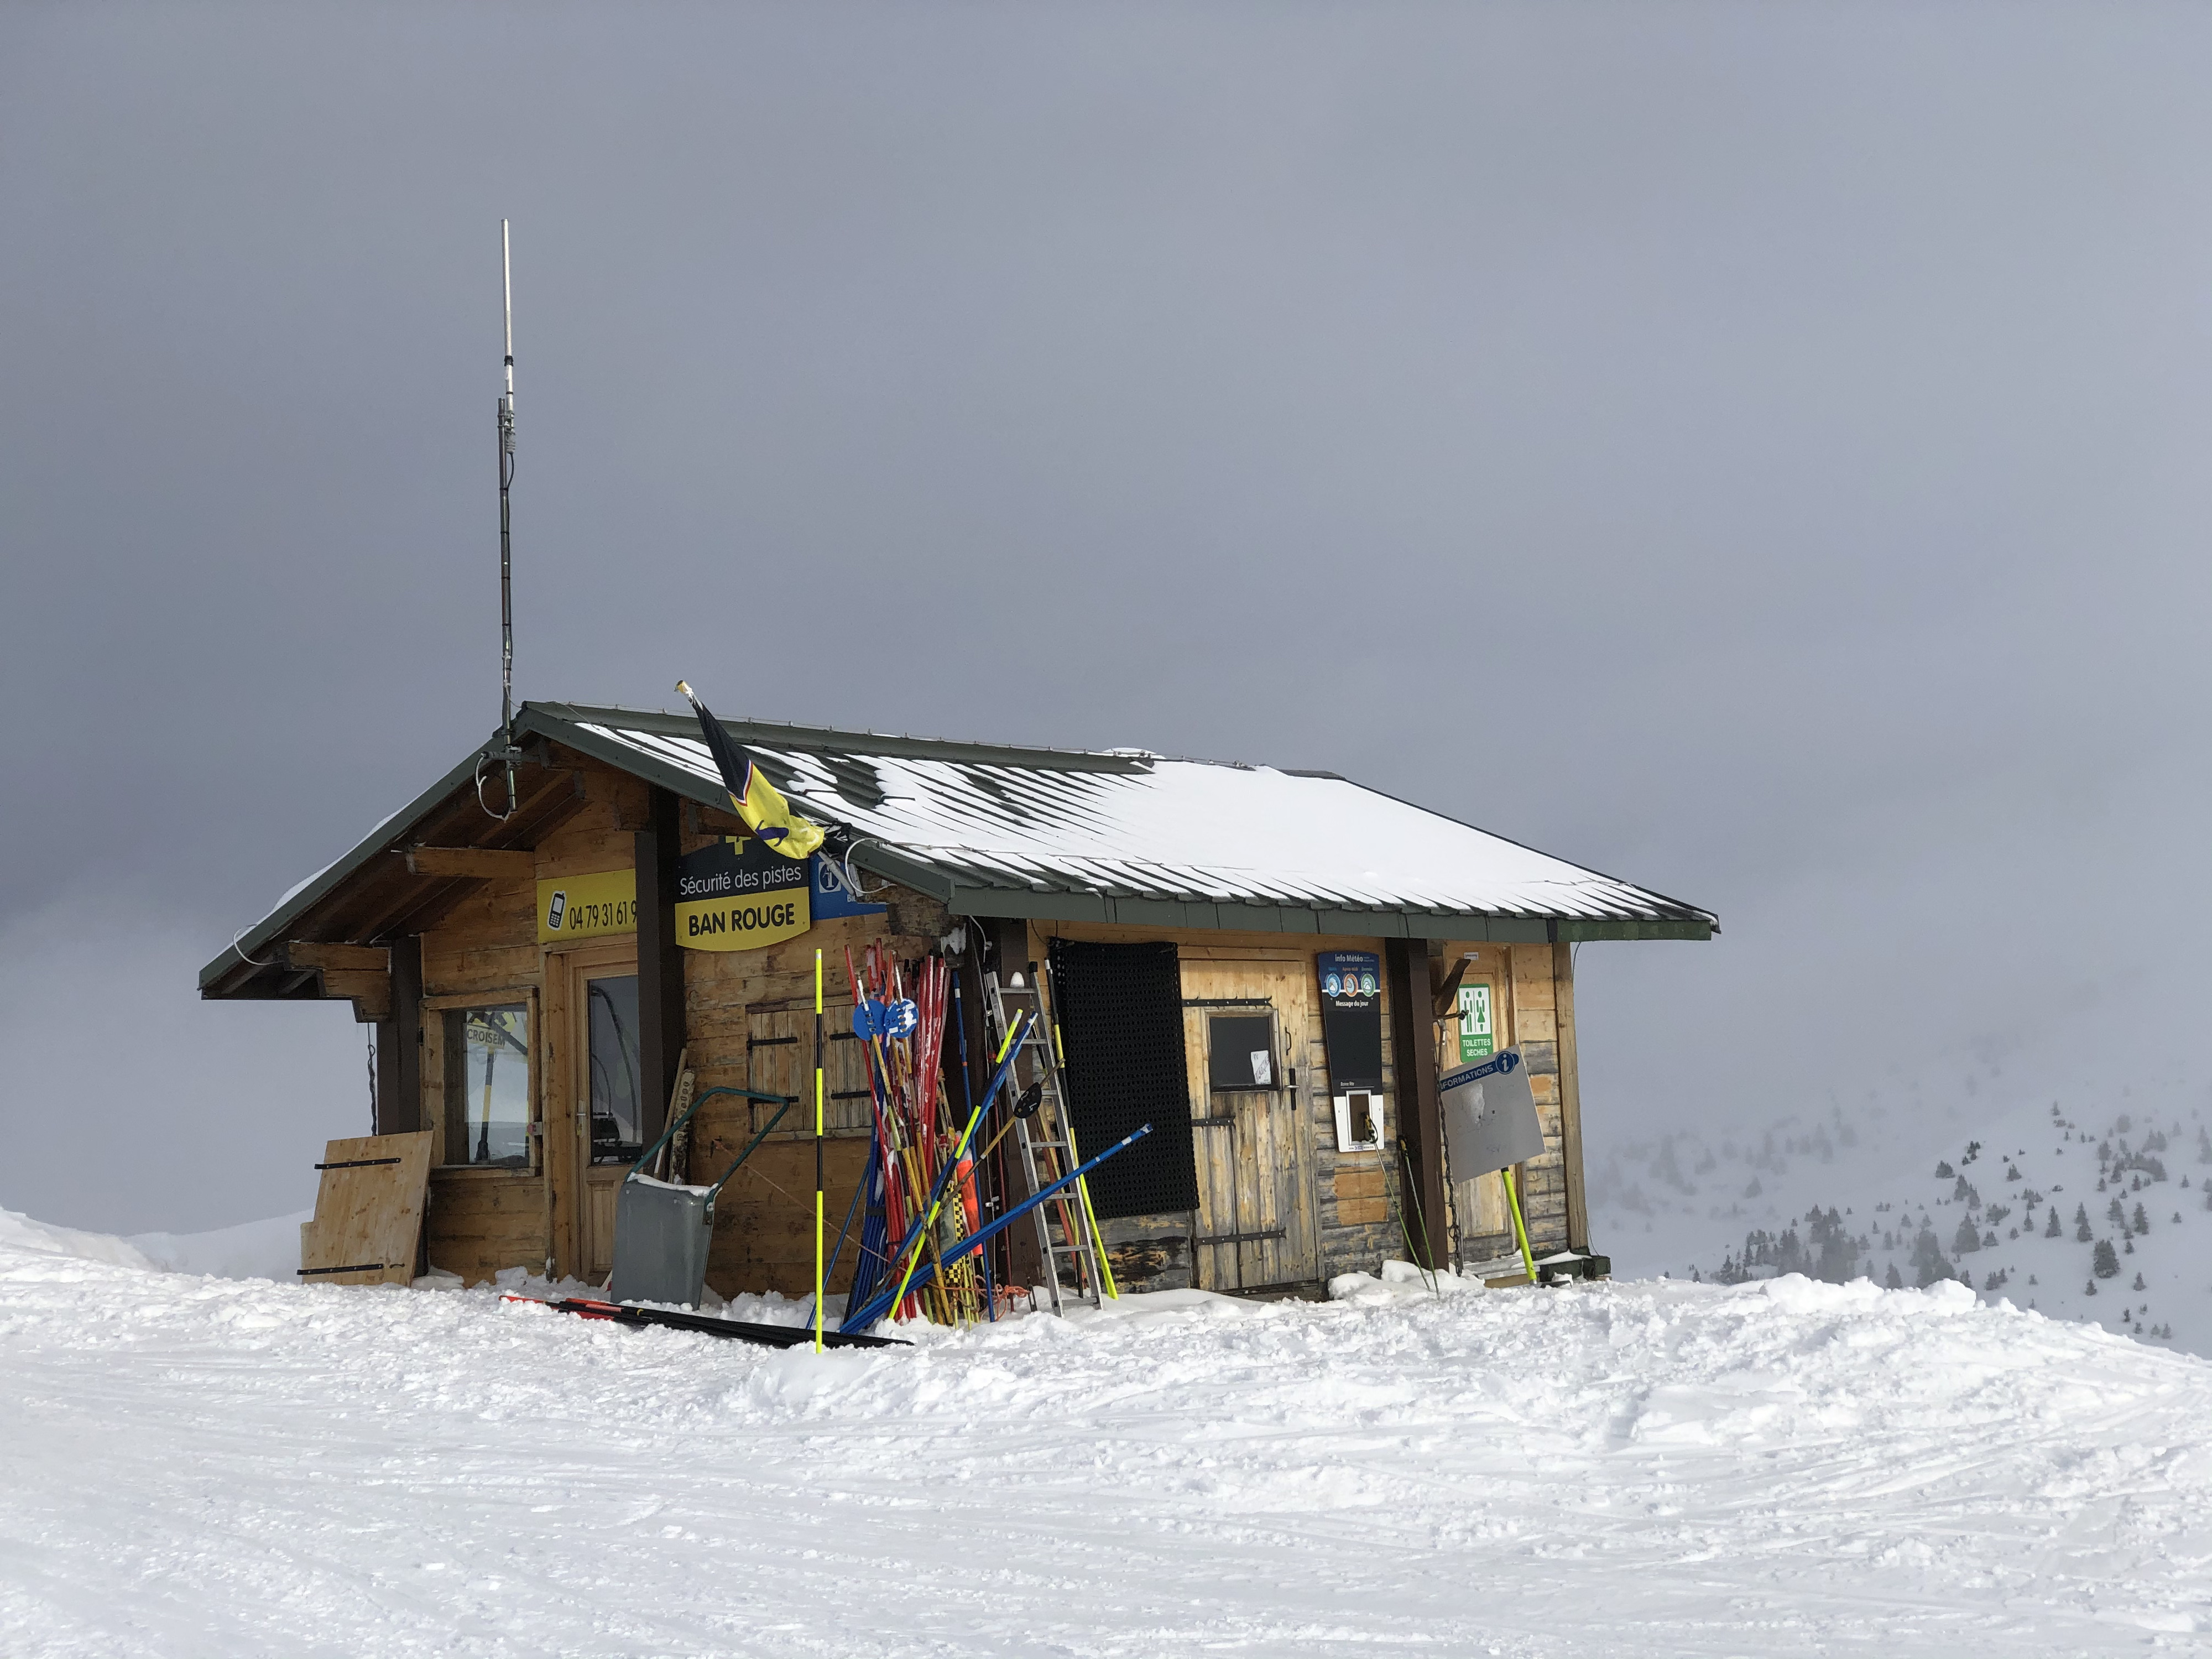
[[603, 1083, 796, 1308], [607, 1177, 718, 1307]]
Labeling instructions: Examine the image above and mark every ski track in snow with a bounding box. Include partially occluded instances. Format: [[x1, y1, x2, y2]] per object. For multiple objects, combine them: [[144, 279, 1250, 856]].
[[3, 1224, 2210, 1656]]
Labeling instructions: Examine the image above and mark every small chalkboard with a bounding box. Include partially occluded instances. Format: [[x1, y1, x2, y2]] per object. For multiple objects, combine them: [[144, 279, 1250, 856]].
[[1206, 1014, 1276, 1092], [1317, 950, 1383, 1093]]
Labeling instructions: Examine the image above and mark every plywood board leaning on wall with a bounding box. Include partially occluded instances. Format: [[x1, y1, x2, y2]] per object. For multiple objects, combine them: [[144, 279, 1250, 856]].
[[298, 1131, 434, 1286]]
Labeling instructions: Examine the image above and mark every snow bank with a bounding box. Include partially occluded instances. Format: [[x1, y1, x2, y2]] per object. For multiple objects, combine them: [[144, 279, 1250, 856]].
[[2, 1203, 309, 1285], [128, 1210, 310, 1281], [0, 1206, 153, 1270], [2, 1219, 2208, 1656], [1328, 1256, 1488, 1304]]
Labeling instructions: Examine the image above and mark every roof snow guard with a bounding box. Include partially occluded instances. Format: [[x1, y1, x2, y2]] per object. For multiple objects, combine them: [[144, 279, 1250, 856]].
[[202, 701, 1713, 998]]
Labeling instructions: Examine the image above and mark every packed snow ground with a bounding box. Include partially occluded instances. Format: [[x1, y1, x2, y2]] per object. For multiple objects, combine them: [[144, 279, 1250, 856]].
[[4, 1211, 2210, 1656]]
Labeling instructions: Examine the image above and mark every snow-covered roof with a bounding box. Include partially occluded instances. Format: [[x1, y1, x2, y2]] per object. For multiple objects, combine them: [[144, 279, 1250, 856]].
[[202, 701, 1710, 998], [539, 703, 1714, 941]]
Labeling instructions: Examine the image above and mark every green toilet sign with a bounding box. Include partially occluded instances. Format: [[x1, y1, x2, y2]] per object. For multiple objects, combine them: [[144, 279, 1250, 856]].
[[1457, 983, 1495, 1063]]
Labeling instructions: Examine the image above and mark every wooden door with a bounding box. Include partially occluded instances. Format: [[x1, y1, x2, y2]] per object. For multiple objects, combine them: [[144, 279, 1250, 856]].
[[1448, 968, 1512, 1249], [557, 942, 641, 1286], [1180, 957, 1321, 1291]]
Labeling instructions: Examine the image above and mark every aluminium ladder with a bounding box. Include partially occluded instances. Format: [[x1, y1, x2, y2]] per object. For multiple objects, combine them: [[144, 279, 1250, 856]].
[[981, 963, 1109, 1316]]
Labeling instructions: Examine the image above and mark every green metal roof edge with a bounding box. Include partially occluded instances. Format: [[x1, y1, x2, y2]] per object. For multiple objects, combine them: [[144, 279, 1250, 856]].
[[937, 886, 1713, 942]]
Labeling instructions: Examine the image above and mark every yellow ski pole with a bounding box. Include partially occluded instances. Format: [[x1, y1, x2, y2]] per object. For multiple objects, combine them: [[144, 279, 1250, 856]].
[[883, 1011, 1025, 1322], [813, 948, 825, 1352], [1048, 1016, 1118, 1300], [1503, 1165, 1537, 1283]]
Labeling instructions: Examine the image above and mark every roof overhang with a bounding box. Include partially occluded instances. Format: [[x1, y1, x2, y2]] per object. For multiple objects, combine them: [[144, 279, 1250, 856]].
[[202, 702, 1714, 1003]]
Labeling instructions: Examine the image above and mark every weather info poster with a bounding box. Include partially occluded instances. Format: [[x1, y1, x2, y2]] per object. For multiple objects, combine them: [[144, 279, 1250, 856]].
[[675, 836, 810, 951], [1317, 950, 1384, 1093]]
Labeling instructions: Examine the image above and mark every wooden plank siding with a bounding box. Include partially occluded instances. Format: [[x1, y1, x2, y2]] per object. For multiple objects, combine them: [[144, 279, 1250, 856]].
[[1021, 924, 1454, 1288], [1178, 956, 1322, 1292], [393, 747, 1595, 1293], [675, 833, 950, 1299], [412, 755, 650, 1285], [1436, 940, 1579, 1267]]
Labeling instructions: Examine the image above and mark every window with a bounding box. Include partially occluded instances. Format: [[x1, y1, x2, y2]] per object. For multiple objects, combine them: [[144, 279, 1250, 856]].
[[1206, 1014, 1276, 1092], [586, 973, 644, 1165], [444, 1004, 531, 1168]]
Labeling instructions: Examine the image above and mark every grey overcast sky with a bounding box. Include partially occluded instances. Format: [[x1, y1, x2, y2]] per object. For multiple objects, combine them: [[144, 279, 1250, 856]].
[[3, 3, 2208, 1235]]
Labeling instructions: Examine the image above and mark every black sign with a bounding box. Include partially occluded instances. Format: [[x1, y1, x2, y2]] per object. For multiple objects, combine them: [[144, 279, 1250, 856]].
[[675, 836, 811, 952], [1317, 950, 1383, 1093]]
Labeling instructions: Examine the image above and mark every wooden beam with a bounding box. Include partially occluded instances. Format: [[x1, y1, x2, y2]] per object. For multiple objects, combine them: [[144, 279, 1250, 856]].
[[321, 969, 393, 1023], [1552, 941, 1589, 1253], [1384, 938, 1448, 1273], [352, 876, 476, 953], [269, 940, 392, 1021], [683, 797, 747, 838], [635, 789, 686, 1148], [378, 939, 423, 1136], [1429, 952, 1471, 1019], [403, 847, 535, 879], [280, 941, 389, 974]]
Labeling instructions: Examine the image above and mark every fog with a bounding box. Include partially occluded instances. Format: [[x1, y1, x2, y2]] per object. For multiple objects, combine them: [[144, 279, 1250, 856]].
[[3, 3, 2206, 1235]]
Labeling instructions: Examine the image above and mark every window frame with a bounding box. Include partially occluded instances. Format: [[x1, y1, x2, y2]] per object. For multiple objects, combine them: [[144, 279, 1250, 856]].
[[580, 969, 647, 1168], [421, 987, 542, 1175]]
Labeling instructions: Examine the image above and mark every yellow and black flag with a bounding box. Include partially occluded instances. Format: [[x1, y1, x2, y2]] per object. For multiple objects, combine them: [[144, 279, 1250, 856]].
[[676, 681, 826, 860]]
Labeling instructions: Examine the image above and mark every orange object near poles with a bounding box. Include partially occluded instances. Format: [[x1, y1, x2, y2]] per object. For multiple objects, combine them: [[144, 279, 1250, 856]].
[[813, 948, 825, 1352]]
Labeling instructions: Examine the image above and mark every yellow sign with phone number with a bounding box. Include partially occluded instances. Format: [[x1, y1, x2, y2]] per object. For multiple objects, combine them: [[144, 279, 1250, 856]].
[[533, 849, 813, 952], [535, 870, 637, 944]]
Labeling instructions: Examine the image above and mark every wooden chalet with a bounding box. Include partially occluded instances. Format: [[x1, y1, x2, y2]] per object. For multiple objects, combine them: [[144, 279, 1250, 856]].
[[200, 702, 1715, 1300]]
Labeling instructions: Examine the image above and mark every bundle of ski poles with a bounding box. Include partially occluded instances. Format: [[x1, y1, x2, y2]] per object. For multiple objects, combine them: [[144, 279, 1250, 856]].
[[838, 944, 995, 1331]]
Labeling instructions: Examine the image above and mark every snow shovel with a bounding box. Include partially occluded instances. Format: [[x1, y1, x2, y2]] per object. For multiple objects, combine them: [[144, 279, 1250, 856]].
[[1438, 1049, 1547, 1282], [606, 1084, 794, 1307]]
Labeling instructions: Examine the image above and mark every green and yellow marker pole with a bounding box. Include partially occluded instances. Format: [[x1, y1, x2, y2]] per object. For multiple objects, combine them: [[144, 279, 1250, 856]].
[[813, 948, 825, 1353], [1503, 1165, 1538, 1283]]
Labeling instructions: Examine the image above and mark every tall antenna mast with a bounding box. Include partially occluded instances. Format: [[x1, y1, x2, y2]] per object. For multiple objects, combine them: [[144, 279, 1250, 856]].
[[489, 218, 520, 816]]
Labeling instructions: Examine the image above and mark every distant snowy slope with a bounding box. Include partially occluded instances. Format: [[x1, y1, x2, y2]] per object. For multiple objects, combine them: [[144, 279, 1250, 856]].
[[1589, 1072, 2212, 1356], [3, 1213, 2210, 1654]]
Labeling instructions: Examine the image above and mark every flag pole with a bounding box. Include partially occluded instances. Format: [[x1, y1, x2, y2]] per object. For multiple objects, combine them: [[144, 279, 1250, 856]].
[[814, 947, 825, 1352]]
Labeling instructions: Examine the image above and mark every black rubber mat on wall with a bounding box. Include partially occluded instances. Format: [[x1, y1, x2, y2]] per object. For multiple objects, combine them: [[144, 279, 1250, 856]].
[[1046, 939, 1200, 1220]]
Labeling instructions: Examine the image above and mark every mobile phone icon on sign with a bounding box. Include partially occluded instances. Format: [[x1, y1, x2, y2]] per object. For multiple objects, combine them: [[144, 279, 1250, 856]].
[[545, 890, 567, 932]]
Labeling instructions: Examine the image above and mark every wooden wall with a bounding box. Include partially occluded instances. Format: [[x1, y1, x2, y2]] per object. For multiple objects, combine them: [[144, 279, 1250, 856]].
[[1027, 924, 1414, 1290], [394, 747, 1590, 1294], [675, 854, 950, 1300], [410, 758, 655, 1285], [1438, 940, 1585, 1268], [403, 748, 957, 1292], [1029, 923, 1591, 1290]]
